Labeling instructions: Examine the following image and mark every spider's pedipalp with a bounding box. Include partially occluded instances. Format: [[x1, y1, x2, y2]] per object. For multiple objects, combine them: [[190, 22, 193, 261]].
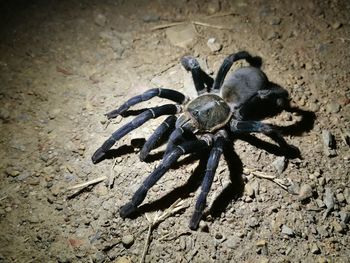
[[139, 115, 177, 161], [105, 88, 187, 119], [181, 56, 214, 94], [189, 130, 226, 230], [92, 104, 181, 164], [120, 138, 211, 218]]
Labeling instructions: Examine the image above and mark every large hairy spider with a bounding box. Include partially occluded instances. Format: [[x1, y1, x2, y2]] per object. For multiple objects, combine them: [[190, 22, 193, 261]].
[[92, 51, 300, 230]]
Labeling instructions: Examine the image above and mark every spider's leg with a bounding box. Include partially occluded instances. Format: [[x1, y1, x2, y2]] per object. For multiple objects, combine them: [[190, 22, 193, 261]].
[[212, 51, 262, 91], [181, 56, 214, 94], [164, 127, 197, 157], [120, 137, 212, 218], [189, 131, 227, 230], [106, 88, 188, 119], [92, 104, 182, 164], [235, 87, 290, 120], [139, 115, 177, 161], [230, 119, 300, 158]]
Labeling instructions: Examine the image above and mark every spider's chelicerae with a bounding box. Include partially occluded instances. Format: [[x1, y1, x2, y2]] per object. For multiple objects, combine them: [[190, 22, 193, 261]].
[[92, 51, 300, 230]]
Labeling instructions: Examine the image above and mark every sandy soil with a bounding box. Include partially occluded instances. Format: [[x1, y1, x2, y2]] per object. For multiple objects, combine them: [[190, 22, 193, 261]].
[[0, 0, 349, 262]]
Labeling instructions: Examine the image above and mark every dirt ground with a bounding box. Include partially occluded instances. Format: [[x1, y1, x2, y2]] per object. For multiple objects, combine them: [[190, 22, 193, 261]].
[[0, 0, 349, 262]]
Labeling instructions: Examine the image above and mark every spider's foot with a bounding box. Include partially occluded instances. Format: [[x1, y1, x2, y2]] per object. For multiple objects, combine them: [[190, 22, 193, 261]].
[[189, 211, 202, 230], [180, 56, 199, 71], [120, 202, 137, 218], [91, 147, 106, 164], [105, 110, 119, 120]]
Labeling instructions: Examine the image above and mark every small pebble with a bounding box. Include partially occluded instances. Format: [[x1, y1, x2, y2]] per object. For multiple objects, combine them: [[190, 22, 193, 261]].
[[121, 234, 134, 248], [256, 239, 267, 247], [326, 102, 341, 113], [272, 156, 287, 174], [142, 14, 160, 22], [298, 184, 313, 201], [225, 236, 239, 249], [281, 225, 295, 236], [339, 211, 350, 224], [206, 1, 221, 15], [331, 221, 344, 233], [199, 221, 209, 232], [245, 183, 255, 198], [332, 22, 342, 29], [207, 38, 222, 53], [324, 187, 335, 212], [311, 243, 321, 254], [94, 13, 107, 27]]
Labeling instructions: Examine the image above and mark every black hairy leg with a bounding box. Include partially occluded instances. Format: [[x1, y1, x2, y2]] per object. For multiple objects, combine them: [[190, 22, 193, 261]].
[[139, 115, 177, 161], [181, 56, 214, 94], [119, 138, 212, 218], [212, 51, 262, 91], [189, 131, 226, 230], [92, 104, 181, 164], [105, 88, 188, 119], [230, 119, 300, 158]]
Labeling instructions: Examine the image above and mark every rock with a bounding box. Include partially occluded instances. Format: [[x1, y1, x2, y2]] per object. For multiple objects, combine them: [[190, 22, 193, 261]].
[[248, 217, 259, 228], [166, 24, 196, 48], [0, 107, 10, 121], [323, 187, 335, 219], [206, 1, 221, 15], [326, 102, 341, 113], [207, 38, 222, 53], [214, 232, 223, 240], [121, 234, 134, 248], [272, 156, 287, 174], [336, 193, 345, 203], [225, 236, 239, 249], [256, 239, 267, 247], [298, 184, 313, 201], [339, 211, 350, 224], [115, 256, 132, 263], [142, 14, 160, 22], [281, 225, 294, 236], [332, 22, 342, 29], [322, 130, 336, 149], [344, 188, 350, 204], [311, 243, 321, 254], [94, 13, 107, 27], [321, 130, 337, 157], [5, 167, 20, 177], [324, 187, 335, 210], [331, 220, 344, 233], [245, 183, 255, 198], [48, 108, 61, 119]]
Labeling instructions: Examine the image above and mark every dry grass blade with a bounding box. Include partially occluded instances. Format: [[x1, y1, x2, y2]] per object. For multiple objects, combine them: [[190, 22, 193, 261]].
[[150, 21, 186, 31], [67, 176, 107, 191], [243, 168, 289, 191], [192, 21, 233, 30], [140, 199, 188, 263]]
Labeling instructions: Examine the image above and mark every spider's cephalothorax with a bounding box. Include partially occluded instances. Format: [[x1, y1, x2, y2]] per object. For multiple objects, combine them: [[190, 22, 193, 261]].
[[92, 51, 300, 230]]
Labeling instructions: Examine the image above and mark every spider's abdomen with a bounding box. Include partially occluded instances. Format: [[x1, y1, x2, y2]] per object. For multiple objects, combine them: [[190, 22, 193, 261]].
[[186, 94, 231, 132], [221, 66, 268, 108]]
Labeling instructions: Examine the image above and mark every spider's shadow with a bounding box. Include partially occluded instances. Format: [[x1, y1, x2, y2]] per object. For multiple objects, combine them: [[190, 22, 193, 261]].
[[103, 106, 315, 222]]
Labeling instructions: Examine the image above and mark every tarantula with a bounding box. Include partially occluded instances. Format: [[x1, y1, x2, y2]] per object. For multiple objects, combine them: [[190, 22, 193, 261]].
[[92, 51, 300, 230]]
